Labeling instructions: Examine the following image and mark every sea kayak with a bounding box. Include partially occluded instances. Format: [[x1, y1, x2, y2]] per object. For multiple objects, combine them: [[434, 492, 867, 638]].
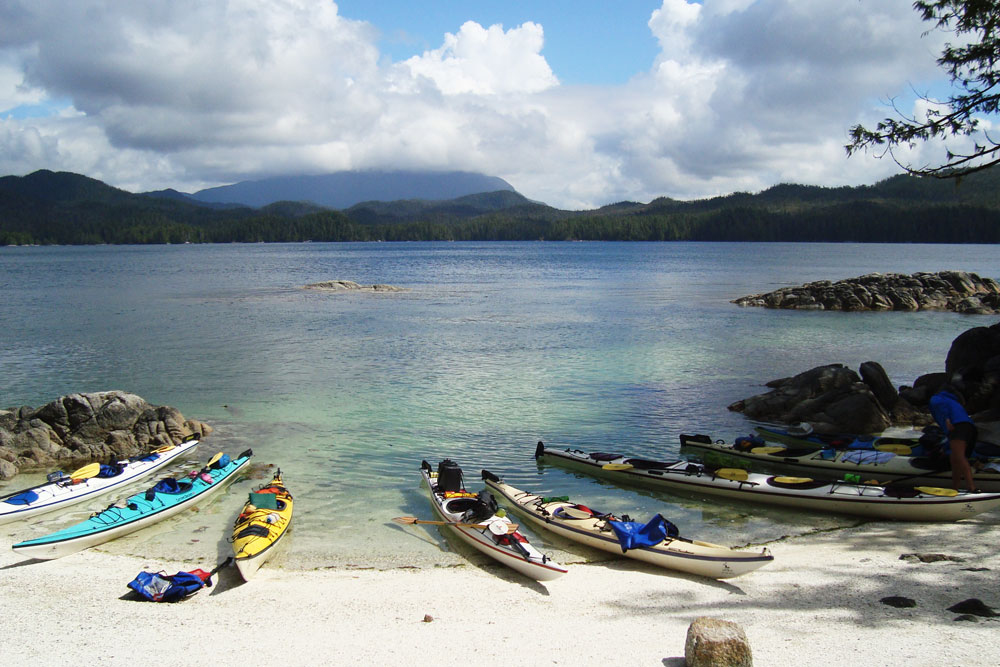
[[12, 449, 253, 560], [754, 424, 930, 452], [0, 437, 201, 525], [480, 470, 773, 579], [680, 433, 1000, 493], [419, 459, 567, 581], [534, 442, 1000, 522], [232, 469, 293, 580]]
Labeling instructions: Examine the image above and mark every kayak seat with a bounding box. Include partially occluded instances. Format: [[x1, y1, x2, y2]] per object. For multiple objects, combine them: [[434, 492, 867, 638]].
[[881, 485, 921, 498], [97, 463, 126, 478], [444, 498, 480, 514], [773, 447, 822, 457], [624, 458, 672, 470], [554, 506, 594, 520], [144, 478, 194, 500]]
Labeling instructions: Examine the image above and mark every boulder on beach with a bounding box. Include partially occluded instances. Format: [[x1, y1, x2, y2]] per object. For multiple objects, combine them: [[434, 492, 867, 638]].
[[0, 391, 212, 480]]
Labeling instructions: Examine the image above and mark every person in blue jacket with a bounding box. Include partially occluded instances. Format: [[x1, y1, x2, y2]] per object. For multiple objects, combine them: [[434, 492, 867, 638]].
[[928, 383, 977, 492]]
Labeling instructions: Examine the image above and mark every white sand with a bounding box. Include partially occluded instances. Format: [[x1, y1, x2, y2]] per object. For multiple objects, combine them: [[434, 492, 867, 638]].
[[2, 518, 998, 666]]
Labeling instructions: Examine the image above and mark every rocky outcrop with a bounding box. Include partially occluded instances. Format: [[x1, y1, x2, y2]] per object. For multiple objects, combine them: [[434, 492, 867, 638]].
[[0, 391, 212, 480], [303, 280, 406, 293], [733, 271, 1000, 314], [729, 322, 1000, 433], [728, 364, 895, 434]]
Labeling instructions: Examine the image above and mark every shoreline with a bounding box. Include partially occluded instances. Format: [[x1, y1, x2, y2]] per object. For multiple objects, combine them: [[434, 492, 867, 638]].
[[2, 518, 998, 665]]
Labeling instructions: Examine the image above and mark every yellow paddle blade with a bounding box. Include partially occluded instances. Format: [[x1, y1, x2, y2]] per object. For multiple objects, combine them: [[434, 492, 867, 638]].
[[207, 452, 224, 466], [716, 468, 749, 481], [150, 444, 176, 454], [875, 443, 912, 455], [751, 446, 786, 455], [915, 486, 959, 497], [68, 462, 101, 481], [774, 476, 814, 484], [602, 463, 633, 471]]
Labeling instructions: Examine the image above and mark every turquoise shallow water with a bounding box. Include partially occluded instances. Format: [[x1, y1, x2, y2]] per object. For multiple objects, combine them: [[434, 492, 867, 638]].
[[1, 242, 997, 569]]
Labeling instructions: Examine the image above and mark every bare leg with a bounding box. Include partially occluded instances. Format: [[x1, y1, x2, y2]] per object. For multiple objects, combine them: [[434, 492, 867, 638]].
[[949, 440, 976, 491]]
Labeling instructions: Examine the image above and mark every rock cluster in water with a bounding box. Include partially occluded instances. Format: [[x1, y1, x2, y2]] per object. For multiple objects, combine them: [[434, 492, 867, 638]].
[[0, 391, 212, 480], [303, 280, 407, 293], [732, 271, 1000, 314], [728, 322, 1000, 434]]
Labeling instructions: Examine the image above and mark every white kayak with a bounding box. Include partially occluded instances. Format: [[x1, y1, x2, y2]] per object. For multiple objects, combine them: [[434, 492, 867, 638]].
[[0, 437, 201, 525], [535, 442, 1000, 522], [481, 470, 773, 579], [679, 433, 1000, 493], [12, 450, 252, 560], [419, 459, 568, 582]]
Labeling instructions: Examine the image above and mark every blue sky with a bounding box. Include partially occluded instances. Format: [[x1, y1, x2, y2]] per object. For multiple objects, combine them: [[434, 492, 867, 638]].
[[0, 1, 971, 209], [335, 1, 662, 85]]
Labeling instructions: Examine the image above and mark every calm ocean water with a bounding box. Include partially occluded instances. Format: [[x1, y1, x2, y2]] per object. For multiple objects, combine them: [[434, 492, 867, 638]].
[[1, 242, 997, 569]]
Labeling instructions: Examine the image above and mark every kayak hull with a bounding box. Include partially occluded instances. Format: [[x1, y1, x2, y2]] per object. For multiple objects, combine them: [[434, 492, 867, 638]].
[[420, 462, 567, 582], [680, 434, 1000, 492], [536, 443, 1000, 522], [0, 438, 201, 525], [233, 471, 293, 581], [12, 450, 252, 560], [483, 473, 772, 579]]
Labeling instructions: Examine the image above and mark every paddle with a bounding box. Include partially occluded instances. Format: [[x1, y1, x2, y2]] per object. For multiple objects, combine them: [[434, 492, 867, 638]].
[[392, 517, 519, 533], [207, 452, 224, 467], [208, 556, 234, 581], [716, 468, 750, 482], [68, 462, 101, 482]]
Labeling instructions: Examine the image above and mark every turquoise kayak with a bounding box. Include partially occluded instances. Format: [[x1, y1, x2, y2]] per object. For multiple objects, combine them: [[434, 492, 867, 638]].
[[12, 449, 253, 560], [0, 437, 201, 525]]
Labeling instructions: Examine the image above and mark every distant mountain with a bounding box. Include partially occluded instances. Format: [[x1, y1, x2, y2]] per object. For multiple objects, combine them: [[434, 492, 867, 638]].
[[0, 169, 134, 205], [345, 190, 559, 224], [184, 170, 516, 209]]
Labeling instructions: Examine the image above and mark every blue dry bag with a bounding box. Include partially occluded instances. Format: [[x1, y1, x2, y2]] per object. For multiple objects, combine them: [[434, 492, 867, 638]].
[[127, 569, 212, 602]]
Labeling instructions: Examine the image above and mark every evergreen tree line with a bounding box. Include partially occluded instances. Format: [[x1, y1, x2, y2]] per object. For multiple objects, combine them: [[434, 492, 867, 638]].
[[3, 199, 998, 245]]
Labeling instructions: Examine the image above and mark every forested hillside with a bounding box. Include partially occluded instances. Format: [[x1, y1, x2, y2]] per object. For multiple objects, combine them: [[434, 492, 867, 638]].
[[1, 169, 999, 245]]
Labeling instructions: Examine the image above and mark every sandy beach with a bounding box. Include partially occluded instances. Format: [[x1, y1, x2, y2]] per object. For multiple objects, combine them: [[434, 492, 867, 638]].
[[2, 516, 998, 666]]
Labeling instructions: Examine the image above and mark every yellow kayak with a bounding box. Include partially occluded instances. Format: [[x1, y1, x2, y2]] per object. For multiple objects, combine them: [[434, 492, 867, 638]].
[[232, 470, 293, 580]]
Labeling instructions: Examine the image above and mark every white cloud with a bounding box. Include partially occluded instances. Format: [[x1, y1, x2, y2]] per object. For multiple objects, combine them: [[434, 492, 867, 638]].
[[396, 21, 557, 95], [0, 0, 971, 209]]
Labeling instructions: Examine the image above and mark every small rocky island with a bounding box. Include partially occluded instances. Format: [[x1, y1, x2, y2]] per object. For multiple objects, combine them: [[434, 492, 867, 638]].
[[0, 391, 211, 480], [733, 271, 1000, 314], [729, 322, 1000, 436], [304, 280, 407, 293]]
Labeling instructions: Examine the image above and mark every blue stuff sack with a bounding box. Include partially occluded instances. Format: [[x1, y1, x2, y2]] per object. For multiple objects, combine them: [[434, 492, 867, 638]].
[[127, 569, 211, 602], [607, 514, 680, 553]]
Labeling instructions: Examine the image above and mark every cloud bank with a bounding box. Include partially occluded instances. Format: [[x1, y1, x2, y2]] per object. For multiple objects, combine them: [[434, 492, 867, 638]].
[[0, 0, 957, 209]]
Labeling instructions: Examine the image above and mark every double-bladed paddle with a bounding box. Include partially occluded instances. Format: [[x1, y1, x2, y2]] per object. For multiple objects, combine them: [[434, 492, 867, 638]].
[[67, 462, 101, 482]]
